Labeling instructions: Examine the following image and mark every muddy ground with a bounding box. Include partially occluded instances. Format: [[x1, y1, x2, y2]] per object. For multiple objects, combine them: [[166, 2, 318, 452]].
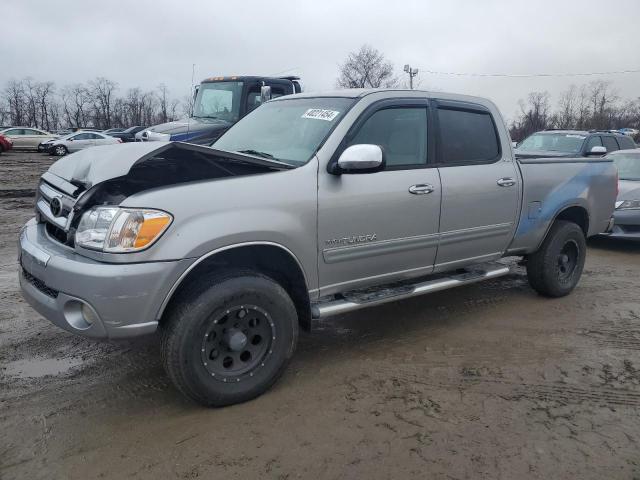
[[1, 150, 639, 479]]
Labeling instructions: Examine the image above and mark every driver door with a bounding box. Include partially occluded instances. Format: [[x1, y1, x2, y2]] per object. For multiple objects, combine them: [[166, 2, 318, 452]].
[[317, 101, 441, 296]]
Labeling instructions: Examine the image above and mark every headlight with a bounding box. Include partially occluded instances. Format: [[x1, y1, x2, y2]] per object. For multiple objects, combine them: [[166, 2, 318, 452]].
[[75, 207, 172, 252], [615, 199, 640, 210]]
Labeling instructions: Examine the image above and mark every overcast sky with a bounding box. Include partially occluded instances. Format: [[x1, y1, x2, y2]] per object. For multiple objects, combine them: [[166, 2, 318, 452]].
[[3, 0, 640, 122]]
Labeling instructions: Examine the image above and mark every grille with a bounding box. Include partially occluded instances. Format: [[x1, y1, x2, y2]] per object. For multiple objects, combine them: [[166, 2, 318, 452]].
[[22, 268, 59, 298], [621, 224, 640, 233], [36, 177, 78, 247]]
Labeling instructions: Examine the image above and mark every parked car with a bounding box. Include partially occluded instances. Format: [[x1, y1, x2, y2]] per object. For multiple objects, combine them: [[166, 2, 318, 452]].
[[515, 129, 636, 159], [19, 89, 617, 406], [619, 128, 639, 137], [0, 133, 13, 154], [108, 126, 147, 143], [47, 131, 122, 156], [0, 127, 58, 151], [600, 149, 640, 240]]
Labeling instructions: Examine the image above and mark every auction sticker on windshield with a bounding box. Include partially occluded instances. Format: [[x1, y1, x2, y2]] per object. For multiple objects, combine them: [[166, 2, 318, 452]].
[[301, 109, 340, 121]]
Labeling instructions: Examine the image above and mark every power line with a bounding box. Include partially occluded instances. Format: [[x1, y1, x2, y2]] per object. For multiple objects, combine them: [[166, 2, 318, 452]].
[[418, 68, 640, 78]]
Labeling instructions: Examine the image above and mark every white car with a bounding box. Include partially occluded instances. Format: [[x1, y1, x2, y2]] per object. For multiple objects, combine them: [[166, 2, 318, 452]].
[[0, 127, 58, 150], [47, 131, 122, 156]]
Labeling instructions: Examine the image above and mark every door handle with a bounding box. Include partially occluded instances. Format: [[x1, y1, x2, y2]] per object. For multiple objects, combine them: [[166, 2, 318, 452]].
[[497, 177, 516, 187], [408, 184, 435, 195]]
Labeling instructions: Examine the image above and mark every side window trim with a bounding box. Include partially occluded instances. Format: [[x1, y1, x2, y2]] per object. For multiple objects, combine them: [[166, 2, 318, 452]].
[[328, 98, 432, 172], [432, 99, 502, 167]]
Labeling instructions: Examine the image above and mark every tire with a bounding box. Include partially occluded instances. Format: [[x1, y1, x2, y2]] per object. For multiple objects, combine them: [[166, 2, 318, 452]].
[[53, 145, 67, 156], [526, 220, 586, 297], [161, 270, 299, 407]]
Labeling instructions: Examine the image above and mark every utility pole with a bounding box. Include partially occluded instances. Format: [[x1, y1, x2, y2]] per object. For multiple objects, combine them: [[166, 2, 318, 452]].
[[404, 64, 419, 89]]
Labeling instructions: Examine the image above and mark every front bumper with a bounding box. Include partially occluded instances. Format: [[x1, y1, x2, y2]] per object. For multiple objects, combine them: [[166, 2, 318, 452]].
[[600, 209, 640, 240], [18, 219, 193, 339]]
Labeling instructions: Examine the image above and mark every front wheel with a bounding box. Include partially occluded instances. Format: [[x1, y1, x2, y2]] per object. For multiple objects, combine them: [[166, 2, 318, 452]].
[[161, 270, 299, 407], [526, 220, 586, 297], [53, 145, 67, 156]]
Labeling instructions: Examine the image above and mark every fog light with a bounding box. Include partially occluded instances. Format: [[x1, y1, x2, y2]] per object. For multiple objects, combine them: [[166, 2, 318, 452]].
[[81, 303, 98, 326]]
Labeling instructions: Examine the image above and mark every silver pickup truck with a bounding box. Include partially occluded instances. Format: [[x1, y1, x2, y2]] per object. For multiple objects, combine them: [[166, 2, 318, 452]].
[[19, 89, 617, 406]]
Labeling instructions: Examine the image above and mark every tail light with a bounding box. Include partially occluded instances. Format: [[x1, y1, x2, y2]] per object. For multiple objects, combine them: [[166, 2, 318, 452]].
[[117, 138, 123, 143]]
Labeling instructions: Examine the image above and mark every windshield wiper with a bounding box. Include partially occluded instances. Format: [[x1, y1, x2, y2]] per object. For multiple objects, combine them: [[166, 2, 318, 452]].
[[235, 149, 295, 169], [194, 115, 218, 119], [237, 149, 276, 159]]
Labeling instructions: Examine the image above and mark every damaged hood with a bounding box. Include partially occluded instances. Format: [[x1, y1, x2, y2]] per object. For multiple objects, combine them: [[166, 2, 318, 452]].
[[47, 142, 292, 189]]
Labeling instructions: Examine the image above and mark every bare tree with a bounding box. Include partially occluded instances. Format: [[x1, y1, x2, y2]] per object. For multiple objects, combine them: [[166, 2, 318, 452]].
[[61, 84, 91, 128], [157, 84, 169, 124], [4, 79, 27, 126], [336, 44, 397, 89], [554, 85, 578, 129], [89, 77, 118, 128]]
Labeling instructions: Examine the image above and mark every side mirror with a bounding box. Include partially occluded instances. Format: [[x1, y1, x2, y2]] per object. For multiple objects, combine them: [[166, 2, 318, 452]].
[[587, 145, 606, 156], [334, 144, 384, 174], [260, 85, 272, 103], [511, 141, 518, 148]]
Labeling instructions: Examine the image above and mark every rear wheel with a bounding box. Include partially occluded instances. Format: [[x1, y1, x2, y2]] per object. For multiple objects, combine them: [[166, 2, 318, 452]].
[[526, 220, 586, 297], [161, 270, 299, 407]]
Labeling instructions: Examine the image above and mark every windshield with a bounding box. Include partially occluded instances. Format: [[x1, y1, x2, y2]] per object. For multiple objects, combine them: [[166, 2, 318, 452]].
[[213, 97, 355, 166], [612, 153, 640, 180], [193, 81, 243, 122], [517, 133, 585, 153]]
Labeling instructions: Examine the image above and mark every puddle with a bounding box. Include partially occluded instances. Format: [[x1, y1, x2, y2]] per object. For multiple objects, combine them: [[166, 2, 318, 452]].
[[3, 357, 84, 378]]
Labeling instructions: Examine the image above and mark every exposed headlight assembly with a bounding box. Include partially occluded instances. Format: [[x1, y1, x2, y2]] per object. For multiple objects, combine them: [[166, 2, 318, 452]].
[[615, 199, 640, 210], [75, 207, 172, 252]]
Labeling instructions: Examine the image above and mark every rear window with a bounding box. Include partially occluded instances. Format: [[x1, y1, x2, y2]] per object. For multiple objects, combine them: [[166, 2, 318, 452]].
[[437, 108, 500, 164], [602, 136, 619, 152], [617, 136, 636, 150]]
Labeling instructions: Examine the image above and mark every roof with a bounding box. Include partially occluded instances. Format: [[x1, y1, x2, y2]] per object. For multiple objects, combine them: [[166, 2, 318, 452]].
[[201, 75, 296, 83], [540, 129, 628, 137], [274, 88, 498, 106]]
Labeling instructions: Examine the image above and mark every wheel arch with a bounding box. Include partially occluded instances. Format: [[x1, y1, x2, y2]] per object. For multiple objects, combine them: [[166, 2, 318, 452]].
[[536, 204, 589, 251], [158, 242, 312, 330]]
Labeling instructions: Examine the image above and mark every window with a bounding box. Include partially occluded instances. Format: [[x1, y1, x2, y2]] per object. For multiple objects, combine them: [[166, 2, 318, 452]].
[[73, 133, 92, 140], [5, 129, 24, 135], [193, 81, 243, 122], [602, 136, 619, 152], [437, 108, 499, 164], [246, 85, 289, 114], [348, 108, 427, 168], [616, 136, 636, 150], [214, 97, 355, 166], [88, 133, 103, 139], [585, 136, 602, 151]]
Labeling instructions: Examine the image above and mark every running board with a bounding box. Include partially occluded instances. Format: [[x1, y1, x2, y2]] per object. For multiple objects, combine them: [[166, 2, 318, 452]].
[[311, 262, 510, 319]]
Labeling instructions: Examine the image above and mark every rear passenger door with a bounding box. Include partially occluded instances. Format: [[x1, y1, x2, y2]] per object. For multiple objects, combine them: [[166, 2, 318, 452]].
[[318, 100, 441, 295], [434, 101, 520, 270], [90, 133, 110, 146], [68, 133, 93, 152]]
